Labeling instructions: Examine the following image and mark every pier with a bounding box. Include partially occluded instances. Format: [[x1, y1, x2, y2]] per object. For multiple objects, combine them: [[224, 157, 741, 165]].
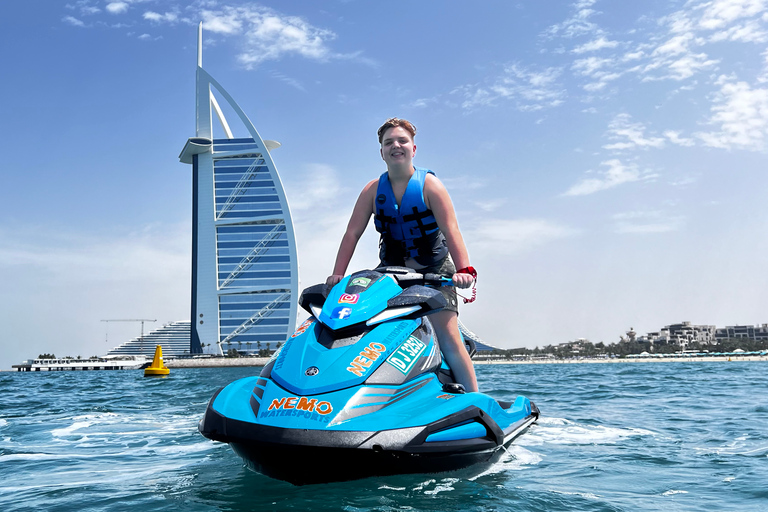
[[12, 356, 148, 372]]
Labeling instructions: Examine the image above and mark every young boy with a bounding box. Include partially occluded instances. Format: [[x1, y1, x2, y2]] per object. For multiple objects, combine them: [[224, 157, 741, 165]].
[[326, 118, 478, 392]]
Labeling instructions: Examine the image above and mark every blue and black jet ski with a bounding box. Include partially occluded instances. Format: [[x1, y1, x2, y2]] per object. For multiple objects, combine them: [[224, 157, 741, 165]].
[[199, 267, 539, 485]]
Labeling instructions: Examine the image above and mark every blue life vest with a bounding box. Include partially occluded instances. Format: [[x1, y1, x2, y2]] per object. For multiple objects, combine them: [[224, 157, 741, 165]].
[[373, 167, 449, 267]]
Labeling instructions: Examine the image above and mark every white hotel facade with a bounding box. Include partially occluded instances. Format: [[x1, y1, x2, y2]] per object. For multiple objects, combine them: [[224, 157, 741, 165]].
[[178, 24, 298, 355]]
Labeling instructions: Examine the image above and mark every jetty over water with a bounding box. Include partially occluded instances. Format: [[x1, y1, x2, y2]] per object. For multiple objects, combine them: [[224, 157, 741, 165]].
[[12, 356, 148, 372]]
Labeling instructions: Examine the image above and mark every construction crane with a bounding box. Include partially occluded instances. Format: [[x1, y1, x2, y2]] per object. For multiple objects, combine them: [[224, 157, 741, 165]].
[[101, 319, 157, 352]]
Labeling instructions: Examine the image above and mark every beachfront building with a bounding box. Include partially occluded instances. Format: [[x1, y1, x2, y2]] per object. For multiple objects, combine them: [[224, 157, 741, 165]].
[[715, 324, 768, 341], [105, 321, 192, 358], [178, 24, 298, 355], [636, 322, 717, 348]]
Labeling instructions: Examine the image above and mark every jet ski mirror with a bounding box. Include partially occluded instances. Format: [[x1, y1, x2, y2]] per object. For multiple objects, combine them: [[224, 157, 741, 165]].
[[299, 283, 327, 316], [388, 285, 446, 313]]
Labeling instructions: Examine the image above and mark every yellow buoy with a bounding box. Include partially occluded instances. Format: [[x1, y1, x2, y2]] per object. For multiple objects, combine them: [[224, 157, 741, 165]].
[[144, 345, 170, 377]]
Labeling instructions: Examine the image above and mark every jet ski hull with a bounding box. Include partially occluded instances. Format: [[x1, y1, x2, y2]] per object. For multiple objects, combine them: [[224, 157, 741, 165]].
[[199, 383, 539, 485]]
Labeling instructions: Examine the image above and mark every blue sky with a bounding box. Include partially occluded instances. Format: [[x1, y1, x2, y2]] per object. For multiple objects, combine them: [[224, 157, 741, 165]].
[[1, 0, 767, 368]]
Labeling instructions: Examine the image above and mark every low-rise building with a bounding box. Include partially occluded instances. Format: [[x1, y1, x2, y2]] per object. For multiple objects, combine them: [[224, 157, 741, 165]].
[[715, 324, 768, 341]]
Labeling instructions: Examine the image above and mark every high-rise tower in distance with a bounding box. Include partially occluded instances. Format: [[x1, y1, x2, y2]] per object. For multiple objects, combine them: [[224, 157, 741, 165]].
[[179, 23, 298, 355]]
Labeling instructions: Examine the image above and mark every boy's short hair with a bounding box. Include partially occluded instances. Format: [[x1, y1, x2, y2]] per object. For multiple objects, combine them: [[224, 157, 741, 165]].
[[377, 118, 417, 143]]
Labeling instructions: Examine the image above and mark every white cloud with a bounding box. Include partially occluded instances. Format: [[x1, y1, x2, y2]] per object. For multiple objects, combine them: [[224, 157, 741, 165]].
[[760, 48, 768, 83], [563, 159, 657, 196], [638, 0, 768, 81], [709, 20, 768, 43], [410, 97, 439, 108], [571, 55, 625, 90], [456, 64, 565, 111], [0, 223, 189, 285], [66, 1, 101, 16], [698, 0, 768, 30], [144, 11, 179, 23], [269, 71, 306, 92], [572, 36, 620, 54], [603, 114, 666, 151], [641, 29, 719, 81], [664, 130, 696, 146], [199, 6, 337, 68], [572, 56, 613, 76], [473, 198, 507, 213], [613, 210, 685, 234], [106, 2, 129, 14], [695, 75, 768, 150], [544, 0, 601, 39], [468, 219, 577, 256], [669, 175, 698, 186], [286, 164, 349, 212], [62, 16, 86, 27]]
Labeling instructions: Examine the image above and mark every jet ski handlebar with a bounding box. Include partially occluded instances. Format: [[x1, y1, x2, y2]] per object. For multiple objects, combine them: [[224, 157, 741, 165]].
[[373, 266, 453, 289]]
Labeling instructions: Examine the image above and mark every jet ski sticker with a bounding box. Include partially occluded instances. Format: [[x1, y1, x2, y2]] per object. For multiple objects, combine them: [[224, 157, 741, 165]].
[[346, 342, 387, 376], [267, 396, 333, 415], [291, 318, 315, 338], [332, 306, 353, 319], [350, 277, 371, 288], [387, 335, 427, 374]]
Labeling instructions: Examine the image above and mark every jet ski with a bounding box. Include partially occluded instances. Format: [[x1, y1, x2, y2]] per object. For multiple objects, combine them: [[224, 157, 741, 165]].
[[199, 267, 539, 485]]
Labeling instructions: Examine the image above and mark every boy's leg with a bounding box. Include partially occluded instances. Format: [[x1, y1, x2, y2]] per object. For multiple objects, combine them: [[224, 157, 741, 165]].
[[431, 309, 478, 392]]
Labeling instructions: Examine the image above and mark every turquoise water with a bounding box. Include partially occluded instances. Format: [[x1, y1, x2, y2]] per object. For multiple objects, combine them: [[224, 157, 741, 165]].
[[1, 363, 766, 511]]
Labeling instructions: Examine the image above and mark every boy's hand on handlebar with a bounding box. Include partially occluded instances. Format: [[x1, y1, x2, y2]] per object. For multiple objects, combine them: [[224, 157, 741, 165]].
[[452, 272, 475, 289], [326, 274, 344, 286]]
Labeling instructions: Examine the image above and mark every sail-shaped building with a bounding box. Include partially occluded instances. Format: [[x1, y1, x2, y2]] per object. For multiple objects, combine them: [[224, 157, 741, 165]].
[[179, 24, 298, 355]]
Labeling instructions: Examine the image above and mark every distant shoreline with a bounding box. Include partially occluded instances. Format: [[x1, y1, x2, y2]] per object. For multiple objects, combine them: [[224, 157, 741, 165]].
[[474, 355, 768, 364], [166, 354, 768, 367], [5, 354, 765, 372]]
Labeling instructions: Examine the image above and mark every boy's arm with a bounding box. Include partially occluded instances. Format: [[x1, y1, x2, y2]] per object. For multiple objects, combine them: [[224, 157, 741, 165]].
[[424, 174, 474, 288], [327, 179, 378, 285]]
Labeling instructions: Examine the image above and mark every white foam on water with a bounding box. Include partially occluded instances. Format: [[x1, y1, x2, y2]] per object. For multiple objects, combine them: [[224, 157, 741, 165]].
[[519, 416, 655, 446], [694, 434, 768, 457], [49, 411, 200, 443], [0, 452, 74, 462], [0, 418, 8, 428], [468, 444, 543, 481], [51, 420, 94, 438], [661, 490, 688, 496], [2, 460, 199, 493], [723, 476, 736, 482], [411, 478, 436, 492], [550, 489, 602, 500], [422, 477, 460, 495]]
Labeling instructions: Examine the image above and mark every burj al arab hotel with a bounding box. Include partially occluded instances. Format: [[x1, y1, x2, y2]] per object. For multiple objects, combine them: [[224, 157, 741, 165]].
[[179, 24, 298, 355]]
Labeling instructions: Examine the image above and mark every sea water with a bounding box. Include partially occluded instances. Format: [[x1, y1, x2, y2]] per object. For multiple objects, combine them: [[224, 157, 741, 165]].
[[1, 362, 766, 512]]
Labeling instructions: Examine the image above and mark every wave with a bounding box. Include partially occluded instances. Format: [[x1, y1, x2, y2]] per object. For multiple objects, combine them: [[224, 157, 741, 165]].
[[519, 416, 656, 446]]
